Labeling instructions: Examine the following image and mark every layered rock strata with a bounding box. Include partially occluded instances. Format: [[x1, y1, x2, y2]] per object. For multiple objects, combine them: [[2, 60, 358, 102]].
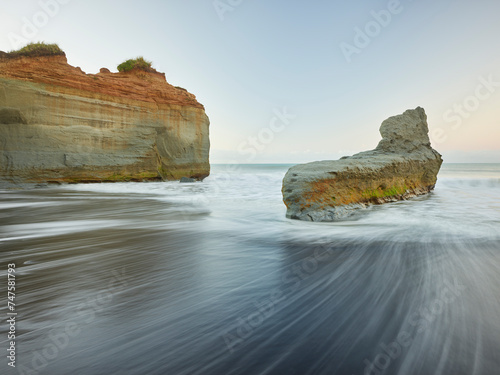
[[282, 107, 443, 221], [0, 54, 209, 183]]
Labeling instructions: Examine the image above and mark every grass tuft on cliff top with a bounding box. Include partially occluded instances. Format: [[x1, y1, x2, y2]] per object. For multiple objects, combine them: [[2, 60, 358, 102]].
[[7, 42, 65, 58], [117, 57, 155, 73]]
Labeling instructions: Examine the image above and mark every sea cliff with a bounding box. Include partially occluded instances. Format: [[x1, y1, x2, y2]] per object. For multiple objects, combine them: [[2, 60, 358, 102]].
[[282, 107, 443, 221], [0, 52, 210, 183]]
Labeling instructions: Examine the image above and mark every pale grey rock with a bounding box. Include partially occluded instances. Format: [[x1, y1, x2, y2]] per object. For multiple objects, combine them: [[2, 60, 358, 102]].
[[0, 78, 210, 183], [282, 107, 443, 222]]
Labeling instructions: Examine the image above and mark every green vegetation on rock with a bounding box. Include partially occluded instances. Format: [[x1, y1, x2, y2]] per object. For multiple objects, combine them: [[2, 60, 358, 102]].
[[103, 171, 161, 182], [361, 184, 408, 200], [8, 42, 65, 58], [117, 57, 154, 73]]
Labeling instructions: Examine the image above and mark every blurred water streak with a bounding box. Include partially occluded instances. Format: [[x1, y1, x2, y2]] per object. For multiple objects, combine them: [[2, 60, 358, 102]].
[[0, 163, 499, 375]]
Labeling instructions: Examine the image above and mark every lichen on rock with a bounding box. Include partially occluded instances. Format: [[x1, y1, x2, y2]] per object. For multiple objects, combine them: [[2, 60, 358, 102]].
[[282, 107, 443, 222]]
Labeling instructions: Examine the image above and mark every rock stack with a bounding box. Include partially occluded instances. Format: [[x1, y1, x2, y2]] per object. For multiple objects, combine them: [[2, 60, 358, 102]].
[[0, 51, 210, 183], [282, 107, 443, 221]]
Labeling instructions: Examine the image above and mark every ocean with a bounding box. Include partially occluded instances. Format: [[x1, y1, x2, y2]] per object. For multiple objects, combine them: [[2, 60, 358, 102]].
[[1, 163, 499, 375]]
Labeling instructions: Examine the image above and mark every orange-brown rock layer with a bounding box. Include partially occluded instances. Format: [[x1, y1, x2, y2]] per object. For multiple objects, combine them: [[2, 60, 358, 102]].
[[0, 54, 210, 183], [0, 55, 203, 109]]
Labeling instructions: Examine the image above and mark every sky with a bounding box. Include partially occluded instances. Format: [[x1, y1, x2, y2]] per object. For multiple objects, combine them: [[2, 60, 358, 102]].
[[0, 0, 499, 163]]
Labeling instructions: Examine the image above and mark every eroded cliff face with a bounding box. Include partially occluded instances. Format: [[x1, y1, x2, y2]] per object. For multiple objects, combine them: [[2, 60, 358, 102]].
[[282, 107, 443, 221], [0, 54, 210, 183]]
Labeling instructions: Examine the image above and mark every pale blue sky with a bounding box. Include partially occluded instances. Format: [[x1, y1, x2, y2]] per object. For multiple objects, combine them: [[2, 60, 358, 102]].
[[1, 0, 499, 163]]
